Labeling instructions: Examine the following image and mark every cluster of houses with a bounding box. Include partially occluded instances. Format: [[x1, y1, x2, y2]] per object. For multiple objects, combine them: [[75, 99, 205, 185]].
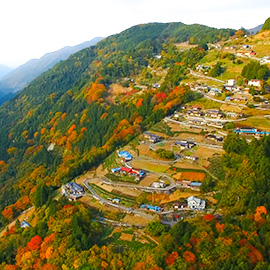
[[143, 132, 163, 143], [185, 106, 223, 120], [111, 166, 145, 181], [61, 182, 84, 200]]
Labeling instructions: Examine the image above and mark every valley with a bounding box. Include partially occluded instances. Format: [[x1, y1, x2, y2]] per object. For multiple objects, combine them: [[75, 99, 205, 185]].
[[1, 18, 270, 270]]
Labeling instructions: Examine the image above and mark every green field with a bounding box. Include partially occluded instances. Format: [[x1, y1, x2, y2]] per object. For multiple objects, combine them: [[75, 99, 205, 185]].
[[235, 116, 270, 131]]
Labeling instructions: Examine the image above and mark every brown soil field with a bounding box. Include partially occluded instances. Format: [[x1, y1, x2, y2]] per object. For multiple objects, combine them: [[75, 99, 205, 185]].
[[174, 172, 205, 181], [243, 108, 270, 116], [220, 104, 243, 113], [171, 162, 202, 170], [193, 146, 224, 160], [111, 187, 142, 198], [122, 214, 154, 226], [148, 189, 201, 204], [120, 233, 133, 242], [95, 164, 108, 176], [173, 133, 205, 143], [139, 174, 159, 187], [136, 144, 152, 156], [167, 122, 202, 133], [75, 171, 95, 185]]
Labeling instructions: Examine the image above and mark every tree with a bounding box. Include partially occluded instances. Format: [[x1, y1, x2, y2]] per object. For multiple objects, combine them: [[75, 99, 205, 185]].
[[33, 185, 48, 208], [209, 62, 225, 77], [223, 134, 248, 155], [146, 221, 166, 236]]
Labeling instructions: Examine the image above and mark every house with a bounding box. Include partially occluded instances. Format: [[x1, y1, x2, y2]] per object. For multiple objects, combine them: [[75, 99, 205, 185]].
[[248, 80, 263, 88], [152, 182, 166, 188], [174, 141, 196, 149], [187, 196, 206, 210], [234, 127, 270, 136], [186, 109, 203, 117], [153, 83, 160, 89], [183, 155, 198, 161], [62, 182, 85, 200], [117, 150, 133, 161], [21, 220, 31, 228], [112, 166, 145, 179], [189, 182, 202, 190], [205, 109, 223, 119], [112, 198, 121, 204], [206, 122, 224, 129], [205, 134, 223, 142], [260, 56, 270, 64], [143, 132, 163, 143], [209, 88, 221, 96], [173, 202, 186, 209], [188, 119, 205, 126], [227, 79, 236, 86], [226, 112, 241, 118]]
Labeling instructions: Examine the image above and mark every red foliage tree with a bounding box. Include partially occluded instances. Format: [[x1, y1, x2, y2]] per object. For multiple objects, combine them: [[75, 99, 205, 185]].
[[165, 251, 178, 266], [27, 235, 42, 250], [183, 251, 196, 263]]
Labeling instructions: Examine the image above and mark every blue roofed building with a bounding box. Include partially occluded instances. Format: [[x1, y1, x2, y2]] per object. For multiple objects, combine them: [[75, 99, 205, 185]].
[[21, 220, 31, 228], [117, 150, 133, 161]]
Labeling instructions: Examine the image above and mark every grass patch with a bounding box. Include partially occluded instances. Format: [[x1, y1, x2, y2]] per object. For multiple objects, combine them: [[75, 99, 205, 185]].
[[90, 183, 136, 203], [102, 151, 120, 171], [188, 97, 221, 109], [170, 166, 207, 174], [235, 117, 270, 131], [150, 121, 174, 136], [106, 173, 138, 183], [134, 162, 170, 173]]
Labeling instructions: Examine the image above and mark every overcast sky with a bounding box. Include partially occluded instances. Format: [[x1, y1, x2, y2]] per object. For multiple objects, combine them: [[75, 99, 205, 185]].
[[0, 0, 269, 67]]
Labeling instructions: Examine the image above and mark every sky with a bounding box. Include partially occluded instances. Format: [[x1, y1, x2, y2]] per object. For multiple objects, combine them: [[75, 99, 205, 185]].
[[0, 0, 269, 67]]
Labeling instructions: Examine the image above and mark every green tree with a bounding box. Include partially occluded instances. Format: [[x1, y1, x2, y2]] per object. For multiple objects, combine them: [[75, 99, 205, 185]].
[[33, 184, 48, 208], [146, 221, 166, 236]]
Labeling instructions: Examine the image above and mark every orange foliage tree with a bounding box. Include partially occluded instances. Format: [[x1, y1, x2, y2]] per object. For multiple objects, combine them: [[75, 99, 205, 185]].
[[254, 206, 267, 223], [183, 251, 196, 263], [27, 235, 42, 250]]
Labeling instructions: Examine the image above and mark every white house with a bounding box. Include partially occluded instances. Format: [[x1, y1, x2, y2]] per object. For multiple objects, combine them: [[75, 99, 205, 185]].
[[227, 79, 236, 86], [248, 79, 263, 88], [187, 196, 206, 210]]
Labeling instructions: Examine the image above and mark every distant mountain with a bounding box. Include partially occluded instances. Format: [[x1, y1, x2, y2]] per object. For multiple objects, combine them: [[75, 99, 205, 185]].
[[0, 37, 103, 94], [248, 24, 263, 35], [0, 64, 13, 80]]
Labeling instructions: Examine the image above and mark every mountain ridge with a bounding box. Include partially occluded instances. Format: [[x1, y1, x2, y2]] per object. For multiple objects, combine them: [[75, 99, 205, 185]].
[[0, 37, 103, 95]]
